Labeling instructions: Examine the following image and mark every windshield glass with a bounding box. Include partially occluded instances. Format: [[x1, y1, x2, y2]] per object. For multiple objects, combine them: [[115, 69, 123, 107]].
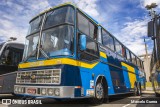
[[23, 6, 75, 61], [28, 15, 44, 35], [43, 6, 74, 29], [40, 25, 74, 58], [23, 33, 39, 60]]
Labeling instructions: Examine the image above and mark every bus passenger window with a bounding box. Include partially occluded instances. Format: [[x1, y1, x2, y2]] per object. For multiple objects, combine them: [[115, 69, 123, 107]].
[[115, 40, 122, 55], [89, 22, 98, 40], [122, 46, 126, 58], [126, 49, 131, 61], [131, 53, 136, 65], [102, 29, 114, 51], [137, 58, 141, 67], [78, 33, 99, 61]]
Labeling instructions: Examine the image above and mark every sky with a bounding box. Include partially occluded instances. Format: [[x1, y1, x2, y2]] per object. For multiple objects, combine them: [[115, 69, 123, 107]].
[[0, 0, 160, 56]]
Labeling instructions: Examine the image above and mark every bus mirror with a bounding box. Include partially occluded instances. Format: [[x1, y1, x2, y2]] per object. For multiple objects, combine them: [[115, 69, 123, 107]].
[[80, 34, 86, 51]]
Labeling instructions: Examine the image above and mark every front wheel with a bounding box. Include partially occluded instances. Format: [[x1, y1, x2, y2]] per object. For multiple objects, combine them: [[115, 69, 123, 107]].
[[89, 79, 108, 104]]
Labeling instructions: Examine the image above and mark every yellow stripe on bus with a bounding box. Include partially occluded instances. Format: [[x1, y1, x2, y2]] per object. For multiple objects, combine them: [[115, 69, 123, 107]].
[[121, 62, 136, 88], [19, 51, 106, 69], [100, 52, 107, 58], [19, 58, 98, 69]]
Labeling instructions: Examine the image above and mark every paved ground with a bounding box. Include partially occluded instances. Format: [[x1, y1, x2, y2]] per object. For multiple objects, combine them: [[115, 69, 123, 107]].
[[0, 92, 159, 107]]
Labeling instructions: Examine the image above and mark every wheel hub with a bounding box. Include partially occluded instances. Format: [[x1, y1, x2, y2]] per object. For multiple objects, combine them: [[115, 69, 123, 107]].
[[96, 83, 104, 99]]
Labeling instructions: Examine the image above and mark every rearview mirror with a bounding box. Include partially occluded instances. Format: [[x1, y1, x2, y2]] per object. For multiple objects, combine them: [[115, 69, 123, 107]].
[[80, 34, 86, 51]]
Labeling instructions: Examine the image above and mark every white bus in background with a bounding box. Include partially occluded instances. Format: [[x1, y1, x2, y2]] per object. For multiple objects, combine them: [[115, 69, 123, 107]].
[[0, 38, 24, 94]]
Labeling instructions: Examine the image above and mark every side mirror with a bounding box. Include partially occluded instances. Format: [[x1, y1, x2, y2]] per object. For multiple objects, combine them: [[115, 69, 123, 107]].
[[80, 34, 86, 51]]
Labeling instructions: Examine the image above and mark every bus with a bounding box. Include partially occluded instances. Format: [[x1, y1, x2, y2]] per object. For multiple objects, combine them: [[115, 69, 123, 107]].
[[14, 3, 145, 103], [0, 39, 24, 94]]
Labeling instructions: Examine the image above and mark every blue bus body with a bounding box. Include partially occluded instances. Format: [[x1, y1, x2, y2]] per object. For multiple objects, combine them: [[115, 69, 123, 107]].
[[14, 3, 145, 101]]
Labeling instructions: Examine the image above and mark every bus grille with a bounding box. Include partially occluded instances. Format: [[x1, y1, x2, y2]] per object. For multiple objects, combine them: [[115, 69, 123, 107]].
[[16, 69, 61, 84]]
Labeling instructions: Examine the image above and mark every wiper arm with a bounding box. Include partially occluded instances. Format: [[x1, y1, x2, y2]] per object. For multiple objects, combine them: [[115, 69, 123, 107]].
[[39, 47, 50, 59]]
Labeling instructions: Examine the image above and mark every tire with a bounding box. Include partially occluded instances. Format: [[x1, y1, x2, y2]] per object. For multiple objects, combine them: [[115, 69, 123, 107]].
[[89, 78, 108, 104], [134, 82, 141, 96], [137, 83, 141, 96], [134, 83, 138, 96], [155, 92, 160, 97]]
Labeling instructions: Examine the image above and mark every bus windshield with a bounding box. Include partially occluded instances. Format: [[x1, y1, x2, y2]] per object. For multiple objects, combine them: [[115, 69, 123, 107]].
[[23, 6, 74, 61], [40, 25, 73, 58]]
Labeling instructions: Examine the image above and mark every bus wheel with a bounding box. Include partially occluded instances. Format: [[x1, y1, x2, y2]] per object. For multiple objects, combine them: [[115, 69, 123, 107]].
[[89, 78, 108, 104], [134, 83, 138, 96], [155, 92, 160, 97], [137, 83, 141, 96], [95, 82, 104, 102]]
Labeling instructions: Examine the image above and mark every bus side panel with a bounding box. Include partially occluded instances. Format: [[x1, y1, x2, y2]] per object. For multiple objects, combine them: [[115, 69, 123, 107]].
[[79, 61, 115, 97], [94, 62, 115, 95], [122, 66, 131, 92], [135, 69, 140, 82], [121, 62, 136, 89]]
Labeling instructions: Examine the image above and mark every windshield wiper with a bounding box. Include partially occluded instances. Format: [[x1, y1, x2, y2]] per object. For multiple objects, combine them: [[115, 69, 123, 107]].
[[39, 46, 50, 59]]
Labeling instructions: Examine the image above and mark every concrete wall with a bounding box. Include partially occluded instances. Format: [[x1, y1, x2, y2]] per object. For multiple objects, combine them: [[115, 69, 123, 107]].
[[139, 55, 151, 82]]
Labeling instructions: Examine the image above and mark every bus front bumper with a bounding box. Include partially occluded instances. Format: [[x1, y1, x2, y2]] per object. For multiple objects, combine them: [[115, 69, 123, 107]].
[[14, 85, 83, 99]]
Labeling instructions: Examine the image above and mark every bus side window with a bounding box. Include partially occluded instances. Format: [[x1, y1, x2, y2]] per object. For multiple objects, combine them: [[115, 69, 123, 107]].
[[137, 58, 141, 68], [122, 46, 126, 58], [131, 53, 137, 65], [102, 29, 114, 51], [78, 33, 99, 61], [89, 22, 98, 40], [115, 39, 122, 55], [126, 49, 131, 61]]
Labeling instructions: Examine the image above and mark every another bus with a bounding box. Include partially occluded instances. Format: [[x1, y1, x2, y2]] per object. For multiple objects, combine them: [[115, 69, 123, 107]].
[[0, 39, 24, 94], [14, 3, 145, 103]]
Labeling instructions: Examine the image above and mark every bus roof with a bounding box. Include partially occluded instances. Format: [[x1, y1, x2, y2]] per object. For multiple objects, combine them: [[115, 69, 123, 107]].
[[30, 2, 99, 25]]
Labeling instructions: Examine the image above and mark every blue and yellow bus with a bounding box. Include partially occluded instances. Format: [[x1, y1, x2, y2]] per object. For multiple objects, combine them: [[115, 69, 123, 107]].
[[14, 3, 145, 103]]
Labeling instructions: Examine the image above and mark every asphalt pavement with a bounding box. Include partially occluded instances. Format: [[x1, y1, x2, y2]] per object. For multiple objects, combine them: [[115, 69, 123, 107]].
[[0, 92, 159, 107]]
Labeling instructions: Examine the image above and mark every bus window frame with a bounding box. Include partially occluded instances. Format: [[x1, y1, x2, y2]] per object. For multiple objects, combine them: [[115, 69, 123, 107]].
[[76, 9, 100, 62], [101, 28, 115, 51]]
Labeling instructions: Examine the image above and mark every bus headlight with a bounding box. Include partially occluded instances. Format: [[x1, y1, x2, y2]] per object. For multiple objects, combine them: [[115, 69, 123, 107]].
[[15, 87, 18, 92], [48, 88, 54, 96], [41, 88, 47, 95], [54, 88, 60, 96], [18, 87, 22, 93]]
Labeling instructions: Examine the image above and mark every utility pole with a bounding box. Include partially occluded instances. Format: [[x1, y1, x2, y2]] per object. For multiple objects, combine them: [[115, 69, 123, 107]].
[[145, 3, 160, 70]]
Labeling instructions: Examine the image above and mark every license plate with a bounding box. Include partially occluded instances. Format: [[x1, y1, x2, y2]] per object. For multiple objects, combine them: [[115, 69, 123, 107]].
[[27, 88, 36, 94]]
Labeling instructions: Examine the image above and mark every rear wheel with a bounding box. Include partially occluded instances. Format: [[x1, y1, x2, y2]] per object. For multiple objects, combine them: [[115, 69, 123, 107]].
[[155, 92, 160, 97], [134, 84, 138, 96], [137, 83, 141, 96], [134, 82, 141, 96]]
